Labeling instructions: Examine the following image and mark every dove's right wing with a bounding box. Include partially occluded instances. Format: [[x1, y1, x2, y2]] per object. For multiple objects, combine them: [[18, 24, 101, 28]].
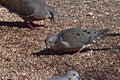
[[0, 0, 35, 17], [1, 0, 46, 17], [57, 28, 94, 48]]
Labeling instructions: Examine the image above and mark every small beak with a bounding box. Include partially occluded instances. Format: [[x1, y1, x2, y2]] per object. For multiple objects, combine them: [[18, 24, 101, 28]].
[[50, 17, 54, 23], [78, 77, 81, 80], [44, 45, 49, 49], [49, 12, 54, 22]]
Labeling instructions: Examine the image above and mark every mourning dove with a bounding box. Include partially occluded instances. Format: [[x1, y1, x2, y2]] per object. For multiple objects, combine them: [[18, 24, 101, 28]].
[[45, 27, 109, 54], [45, 69, 81, 80], [0, 0, 55, 29]]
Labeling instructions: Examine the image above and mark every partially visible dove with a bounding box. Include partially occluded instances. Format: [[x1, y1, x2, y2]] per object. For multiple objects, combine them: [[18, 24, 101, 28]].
[[45, 69, 81, 80], [45, 27, 109, 54], [0, 0, 55, 29]]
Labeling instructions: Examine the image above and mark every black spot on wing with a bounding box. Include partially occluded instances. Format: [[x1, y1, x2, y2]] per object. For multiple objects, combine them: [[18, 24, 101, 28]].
[[87, 31, 91, 34], [76, 32, 80, 36], [82, 29, 87, 32]]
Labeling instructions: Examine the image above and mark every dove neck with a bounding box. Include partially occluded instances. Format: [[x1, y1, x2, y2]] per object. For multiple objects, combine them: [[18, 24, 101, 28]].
[[52, 35, 58, 41]]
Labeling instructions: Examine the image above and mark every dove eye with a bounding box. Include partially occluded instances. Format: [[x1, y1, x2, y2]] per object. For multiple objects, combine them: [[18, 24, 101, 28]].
[[73, 74, 76, 76]]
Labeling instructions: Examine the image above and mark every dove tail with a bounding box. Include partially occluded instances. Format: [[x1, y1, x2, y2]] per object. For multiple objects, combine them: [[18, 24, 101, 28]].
[[98, 29, 120, 37], [104, 33, 120, 37], [98, 29, 110, 36]]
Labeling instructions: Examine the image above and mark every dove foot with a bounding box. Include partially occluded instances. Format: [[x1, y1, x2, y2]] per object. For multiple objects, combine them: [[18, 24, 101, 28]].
[[75, 46, 86, 54], [26, 21, 40, 30], [75, 50, 81, 54]]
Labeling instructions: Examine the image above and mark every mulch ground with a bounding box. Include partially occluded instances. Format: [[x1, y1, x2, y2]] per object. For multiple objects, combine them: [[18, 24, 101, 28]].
[[0, 0, 120, 80]]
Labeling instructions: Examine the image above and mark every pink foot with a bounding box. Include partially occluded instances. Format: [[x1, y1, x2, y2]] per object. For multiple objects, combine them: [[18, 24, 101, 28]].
[[75, 46, 86, 54], [27, 23, 39, 30], [26, 21, 41, 30], [75, 50, 81, 54]]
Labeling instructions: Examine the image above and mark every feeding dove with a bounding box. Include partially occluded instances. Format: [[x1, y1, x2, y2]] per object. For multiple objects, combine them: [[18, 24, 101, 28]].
[[0, 0, 55, 29], [45, 69, 81, 80], [45, 27, 109, 54]]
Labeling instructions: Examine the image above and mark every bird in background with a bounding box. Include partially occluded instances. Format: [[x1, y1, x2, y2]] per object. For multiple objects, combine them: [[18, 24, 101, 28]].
[[45, 69, 81, 80], [0, 0, 55, 29], [45, 27, 109, 54]]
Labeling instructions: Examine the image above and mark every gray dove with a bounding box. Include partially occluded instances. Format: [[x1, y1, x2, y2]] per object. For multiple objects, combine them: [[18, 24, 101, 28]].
[[45, 69, 81, 80], [45, 27, 109, 54], [0, 0, 55, 29]]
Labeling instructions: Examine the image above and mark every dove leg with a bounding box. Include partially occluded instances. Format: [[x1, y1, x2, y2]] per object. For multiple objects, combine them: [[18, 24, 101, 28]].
[[76, 45, 86, 54], [25, 21, 42, 30], [26, 21, 38, 30]]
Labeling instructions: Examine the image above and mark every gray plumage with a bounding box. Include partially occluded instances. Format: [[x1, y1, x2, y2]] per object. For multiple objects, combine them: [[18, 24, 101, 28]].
[[0, 0, 55, 29], [45, 69, 81, 80], [45, 27, 109, 53]]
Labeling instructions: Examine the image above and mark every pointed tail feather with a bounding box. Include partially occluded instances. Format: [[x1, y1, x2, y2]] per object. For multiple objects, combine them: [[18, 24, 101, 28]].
[[104, 33, 120, 37], [98, 29, 120, 37], [98, 29, 110, 36]]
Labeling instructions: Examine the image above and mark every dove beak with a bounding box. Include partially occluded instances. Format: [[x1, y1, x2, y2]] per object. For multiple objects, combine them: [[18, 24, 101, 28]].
[[44, 45, 49, 49], [49, 12, 54, 22], [77, 77, 81, 80], [50, 16, 54, 22]]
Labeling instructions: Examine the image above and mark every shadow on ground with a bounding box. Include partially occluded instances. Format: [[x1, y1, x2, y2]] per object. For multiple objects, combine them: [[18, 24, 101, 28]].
[[31, 47, 120, 56], [0, 21, 45, 29]]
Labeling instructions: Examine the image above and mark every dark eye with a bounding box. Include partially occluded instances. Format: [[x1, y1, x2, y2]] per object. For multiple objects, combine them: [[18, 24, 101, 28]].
[[73, 74, 76, 76], [48, 41, 51, 43]]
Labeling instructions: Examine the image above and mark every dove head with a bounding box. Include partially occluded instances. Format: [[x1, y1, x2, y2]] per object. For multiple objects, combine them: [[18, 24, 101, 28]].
[[64, 69, 81, 80], [46, 5, 55, 22], [45, 35, 57, 49]]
